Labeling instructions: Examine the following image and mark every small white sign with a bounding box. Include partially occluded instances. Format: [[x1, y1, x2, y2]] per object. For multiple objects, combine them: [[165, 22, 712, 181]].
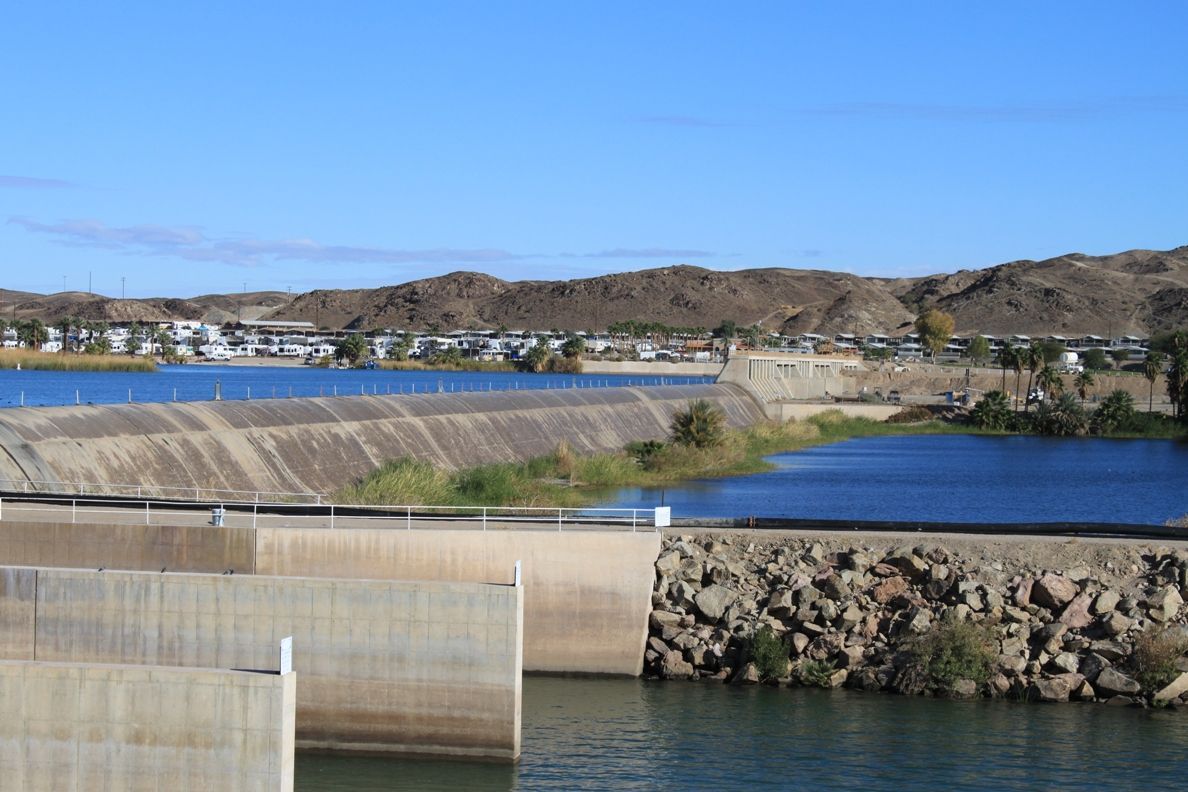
[[654, 507, 672, 528], [279, 636, 293, 675], [513, 559, 522, 587]]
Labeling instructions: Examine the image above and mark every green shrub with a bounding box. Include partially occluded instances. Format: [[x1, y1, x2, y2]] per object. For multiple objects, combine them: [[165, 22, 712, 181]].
[[1132, 626, 1188, 692], [1091, 389, 1137, 434], [970, 390, 1012, 431], [795, 659, 836, 688], [749, 626, 790, 679], [669, 399, 726, 448], [911, 618, 997, 687]]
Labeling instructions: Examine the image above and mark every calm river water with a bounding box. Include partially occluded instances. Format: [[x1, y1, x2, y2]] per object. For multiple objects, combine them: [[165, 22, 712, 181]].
[[0, 364, 711, 407], [298, 676, 1188, 791], [606, 434, 1188, 525]]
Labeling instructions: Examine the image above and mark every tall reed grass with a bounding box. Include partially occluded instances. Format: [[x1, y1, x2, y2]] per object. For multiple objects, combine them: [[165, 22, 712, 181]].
[[0, 349, 157, 372]]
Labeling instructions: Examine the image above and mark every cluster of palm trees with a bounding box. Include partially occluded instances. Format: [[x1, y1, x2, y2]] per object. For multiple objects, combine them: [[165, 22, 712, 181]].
[[606, 321, 710, 351], [0, 316, 177, 357]]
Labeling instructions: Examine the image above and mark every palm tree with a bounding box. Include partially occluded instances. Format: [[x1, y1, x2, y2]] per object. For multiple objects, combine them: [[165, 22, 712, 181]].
[[1010, 347, 1025, 412], [670, 399, 725, 448], [1037, 366, 1063, 403], [1143, 351, 1165, 413], [998, 345, 1015, 393], [1023, 342, 1044, 412], [1073, 369, 1096, 408], [970, 390, 1012, 431]]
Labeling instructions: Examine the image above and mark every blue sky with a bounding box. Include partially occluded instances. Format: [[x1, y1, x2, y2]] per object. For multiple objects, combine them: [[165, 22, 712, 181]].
[[2, 2, 1186, 298]]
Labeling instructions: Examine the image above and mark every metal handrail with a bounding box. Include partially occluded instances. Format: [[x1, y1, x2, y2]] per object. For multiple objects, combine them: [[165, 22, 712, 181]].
[[0, 493, 666, 532], [0, 477, 322, 505]]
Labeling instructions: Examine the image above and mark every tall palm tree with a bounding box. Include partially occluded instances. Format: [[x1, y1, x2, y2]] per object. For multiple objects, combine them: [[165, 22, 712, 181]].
[[1037, 365, 1063, 399], [1009, 346, 1025, 412], [999, 345, 1015, 393], [1023, 342, 1044, 412], [1143, 351, 1164, 413], [1073, 369, 1096, 408]]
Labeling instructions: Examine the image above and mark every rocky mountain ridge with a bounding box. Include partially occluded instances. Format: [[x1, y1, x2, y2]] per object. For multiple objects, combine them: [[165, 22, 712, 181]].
[[4, 245, 1185, 335]]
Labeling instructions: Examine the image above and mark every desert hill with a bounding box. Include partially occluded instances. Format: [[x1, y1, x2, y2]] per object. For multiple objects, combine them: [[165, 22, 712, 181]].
[[3, 246, 1186, 336]]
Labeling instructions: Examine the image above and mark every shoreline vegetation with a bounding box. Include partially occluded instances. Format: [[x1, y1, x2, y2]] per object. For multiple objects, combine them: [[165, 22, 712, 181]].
[[336, 407, 1186, 509], [334, 413, 977, 509], [0, 349, 157, 372]]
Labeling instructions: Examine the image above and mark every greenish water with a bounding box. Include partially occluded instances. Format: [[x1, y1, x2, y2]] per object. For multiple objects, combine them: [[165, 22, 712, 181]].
[[297, 677, 1188, 791]]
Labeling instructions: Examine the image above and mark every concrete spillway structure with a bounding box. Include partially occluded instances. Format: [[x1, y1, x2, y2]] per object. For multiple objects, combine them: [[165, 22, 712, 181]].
[[0, 565, 523, 760], [0, 660, 296, 791], [0, 518, 659, 676], [0, 384, 765, 494]]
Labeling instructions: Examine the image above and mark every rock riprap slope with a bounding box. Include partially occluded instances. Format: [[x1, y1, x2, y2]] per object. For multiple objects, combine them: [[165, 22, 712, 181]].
[[646, 532, 1188, 706]]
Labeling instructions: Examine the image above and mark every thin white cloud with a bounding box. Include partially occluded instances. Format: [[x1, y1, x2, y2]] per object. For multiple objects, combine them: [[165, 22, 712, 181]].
[[0, 174, 75, 189], [802, 96, 1188, 123], [8, 215, 715, 267]]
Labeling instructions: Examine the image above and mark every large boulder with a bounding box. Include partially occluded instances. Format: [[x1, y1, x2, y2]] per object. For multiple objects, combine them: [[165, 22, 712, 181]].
[[1154, 672, 1188, 703], [660, 650, 695, 679], [1032, 677, 1072, 702], [871, 576, 909, 605], [1145, 586, 1184, 622], [694, 584, 738, 622], [1032, 574, 1079, 611], [1095, 667, 1141, 697], [1059, 593, 1095, 630]]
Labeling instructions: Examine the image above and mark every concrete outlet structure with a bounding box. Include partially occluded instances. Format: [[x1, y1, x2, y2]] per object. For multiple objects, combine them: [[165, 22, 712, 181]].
[[0, 659, 295, 791], [0, 520, 660, 677], [0, 566, 523, 761]]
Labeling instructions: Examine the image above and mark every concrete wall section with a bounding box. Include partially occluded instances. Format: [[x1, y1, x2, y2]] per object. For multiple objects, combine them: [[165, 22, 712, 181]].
[[0, 660, 294, 791], [0, 385, 765, 494], [5, 567, 522, 760], [0, 567, 35, 660], [0, 520, 255, 573], [256, 528, 661, 676], [771, 403, 903, 422]]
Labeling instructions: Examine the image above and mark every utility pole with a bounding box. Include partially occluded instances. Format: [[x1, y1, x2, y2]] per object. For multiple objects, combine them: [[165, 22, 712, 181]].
[[121, 276, 125, 299], [62, 275, 66, 293], [88, 271, 92, 295]]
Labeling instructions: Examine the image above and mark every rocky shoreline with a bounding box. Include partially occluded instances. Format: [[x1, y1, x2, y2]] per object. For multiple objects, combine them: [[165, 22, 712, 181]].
[[645, 531, 1188, 707]]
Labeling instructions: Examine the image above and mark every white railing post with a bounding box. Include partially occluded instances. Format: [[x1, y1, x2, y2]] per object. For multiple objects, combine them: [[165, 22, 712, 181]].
[[252, 502, 257, 530], [72, 499, 76, 524], [558, 509, 563, 531], [145, 500, 150, 525], [482, 507, 487, 532], [632, 510, 636, 532], [407, 506, 411, 530], [330, 505, 335, 530]]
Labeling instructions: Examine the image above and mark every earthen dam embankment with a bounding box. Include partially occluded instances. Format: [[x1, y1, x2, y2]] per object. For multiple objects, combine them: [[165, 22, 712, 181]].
[[0, 384, 765, 494]]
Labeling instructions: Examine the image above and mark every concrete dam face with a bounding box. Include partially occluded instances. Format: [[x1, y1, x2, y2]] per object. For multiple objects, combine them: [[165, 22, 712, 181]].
[[0, 384, 765, 494]]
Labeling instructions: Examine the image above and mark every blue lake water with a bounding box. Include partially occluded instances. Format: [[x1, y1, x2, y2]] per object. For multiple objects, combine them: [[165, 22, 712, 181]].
[[298, 676, 1188, 791], [604, 434, 1188, 525], [0, 364, 712, 407]]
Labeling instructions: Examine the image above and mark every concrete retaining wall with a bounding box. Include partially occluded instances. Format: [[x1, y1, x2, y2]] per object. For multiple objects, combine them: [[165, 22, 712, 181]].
[[0, 384, 765, 494], [0, 660, 295, 791], [0, 519, 662, 676], [256, 528, 661, 676], [0, 520, 255, 573], [771, 403, 903, 422], [0, 566, 523, 760]]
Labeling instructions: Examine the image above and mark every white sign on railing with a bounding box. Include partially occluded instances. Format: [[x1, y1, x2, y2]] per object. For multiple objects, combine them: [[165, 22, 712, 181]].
[[654, 506, 672, 528], [279, 636, 293, 675]]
